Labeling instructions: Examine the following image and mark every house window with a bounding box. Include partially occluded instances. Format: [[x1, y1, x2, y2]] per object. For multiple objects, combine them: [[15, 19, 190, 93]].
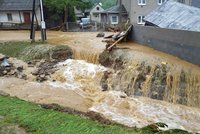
[[177, 0, 185, 3], [138, 16, 145, 24], [111, 15, 118, 25], [158, 0, 168, 5], [138, 0, 146, 5], [96, 7, 100, 10], [7, 13, 13, 21]]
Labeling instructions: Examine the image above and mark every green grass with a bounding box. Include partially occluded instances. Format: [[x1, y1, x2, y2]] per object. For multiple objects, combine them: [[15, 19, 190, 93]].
[[0, 41, 72, 62], [0, 96, 140, 134], [0, 96, 191, 134]]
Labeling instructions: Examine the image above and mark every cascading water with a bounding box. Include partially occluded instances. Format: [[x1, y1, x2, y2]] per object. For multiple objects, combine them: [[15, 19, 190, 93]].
[[99, 48, 200, 108], [1, 41, 200, 132], [72, 49, 100, 64], [109, 61, 200, 108]]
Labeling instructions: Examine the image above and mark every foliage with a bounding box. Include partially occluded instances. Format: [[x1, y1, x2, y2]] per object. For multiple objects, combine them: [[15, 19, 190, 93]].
[[44, 0, 93, 22]]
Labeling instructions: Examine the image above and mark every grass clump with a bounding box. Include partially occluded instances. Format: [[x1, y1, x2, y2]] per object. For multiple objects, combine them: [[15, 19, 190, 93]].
[[0, 41, 72, 62]]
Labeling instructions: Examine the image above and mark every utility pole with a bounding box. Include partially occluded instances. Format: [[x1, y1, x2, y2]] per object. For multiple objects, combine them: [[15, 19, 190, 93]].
[[119, 0, 122, 24], [39, 0, 47, 42], [30, 0, 36, 43]]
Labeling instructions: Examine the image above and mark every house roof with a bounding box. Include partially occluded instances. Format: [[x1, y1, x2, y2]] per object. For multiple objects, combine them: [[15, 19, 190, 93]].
[[0, 0, 40, 11], [101, 4, 127, 14], [192, 0, 200, 8], [144, 0, 200, 32]]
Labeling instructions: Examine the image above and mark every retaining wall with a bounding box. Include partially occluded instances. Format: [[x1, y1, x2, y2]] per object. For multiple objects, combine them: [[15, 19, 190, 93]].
[[129, 25, 200, 66]]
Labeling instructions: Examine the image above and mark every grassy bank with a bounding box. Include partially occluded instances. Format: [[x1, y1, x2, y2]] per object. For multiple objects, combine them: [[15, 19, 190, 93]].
[[0, 95, 191, 134], [0, 41, 72, 62], [0, 95, 140, 134]]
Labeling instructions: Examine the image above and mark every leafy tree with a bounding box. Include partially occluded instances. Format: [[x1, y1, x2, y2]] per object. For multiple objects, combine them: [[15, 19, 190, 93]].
[[44, 0, 92, 23]]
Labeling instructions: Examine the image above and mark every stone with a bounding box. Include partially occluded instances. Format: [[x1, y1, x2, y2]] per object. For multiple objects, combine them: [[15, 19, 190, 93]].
[[0, 91, 10, 96], [1, 58, 11, 67], [17, 66, 23, 72], [96, 32, 105, 37]]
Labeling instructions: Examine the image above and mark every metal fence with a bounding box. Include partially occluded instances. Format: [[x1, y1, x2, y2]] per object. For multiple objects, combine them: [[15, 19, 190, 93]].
[[0, 22, 38, 30], [65, 22, 104, 32]]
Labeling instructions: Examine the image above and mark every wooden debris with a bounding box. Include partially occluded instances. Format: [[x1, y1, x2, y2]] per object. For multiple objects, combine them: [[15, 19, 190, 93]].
[[107, 25, 133, 51], [104, 34, 114, 39]]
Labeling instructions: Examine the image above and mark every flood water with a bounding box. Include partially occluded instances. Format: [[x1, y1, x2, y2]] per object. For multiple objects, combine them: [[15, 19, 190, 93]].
[[1, 59, 200, 132], [1, 31, 200, 132]]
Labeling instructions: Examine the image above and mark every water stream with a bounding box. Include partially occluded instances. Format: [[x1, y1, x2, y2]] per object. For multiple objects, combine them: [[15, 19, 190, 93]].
[[1, 42, 200, 132]]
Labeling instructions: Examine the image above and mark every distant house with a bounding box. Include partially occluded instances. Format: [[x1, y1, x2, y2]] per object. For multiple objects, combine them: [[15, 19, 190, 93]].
[[144, 1, 200, 32], [121, 0, 194, 25], [100, 4, 128, 27], [74, 7, 91, 20], [0, 0, 41, 29], [90, 4, 104, 23]]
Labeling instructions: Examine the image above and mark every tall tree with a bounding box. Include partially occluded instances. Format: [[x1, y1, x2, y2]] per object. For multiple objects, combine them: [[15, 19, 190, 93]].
[[44, 0, 92, 23]]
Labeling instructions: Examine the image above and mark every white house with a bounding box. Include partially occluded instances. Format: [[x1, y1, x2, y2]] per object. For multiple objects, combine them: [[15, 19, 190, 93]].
[[90, 4, 104, 23], [0, 0, 41, 29]]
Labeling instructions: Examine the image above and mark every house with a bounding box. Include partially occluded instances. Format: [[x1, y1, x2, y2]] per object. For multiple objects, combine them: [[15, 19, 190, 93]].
[[74, 7, 91, 20], [90, 4, 104, 23], [0, 0, 41, 29], [144, 1, 200, 32], [100, 4, 128, 27], [120, 0, 193, 25]]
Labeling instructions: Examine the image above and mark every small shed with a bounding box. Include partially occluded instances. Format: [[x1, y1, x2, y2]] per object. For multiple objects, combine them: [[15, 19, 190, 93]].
[[90, 4, 104, 23], [0, 0, 41, 29], [144, 0, 200, 32], [100, 4, 128, 27]]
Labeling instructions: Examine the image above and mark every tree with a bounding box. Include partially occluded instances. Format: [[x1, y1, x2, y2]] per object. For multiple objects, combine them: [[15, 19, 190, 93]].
[[44, 0, 92, 23]]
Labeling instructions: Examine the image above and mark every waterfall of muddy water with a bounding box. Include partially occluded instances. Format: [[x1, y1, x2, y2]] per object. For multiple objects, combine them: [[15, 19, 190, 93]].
[[72, 49, 99, 64], [105, 47, 200, 108], [1, 59, 200, 132]]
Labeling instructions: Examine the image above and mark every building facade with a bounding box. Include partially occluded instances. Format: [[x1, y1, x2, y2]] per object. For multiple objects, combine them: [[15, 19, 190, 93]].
[[121, 0, 193, 25], [90, 4, 104, 23], [0, 0, 41, 29], [100, 5, 128, 27]]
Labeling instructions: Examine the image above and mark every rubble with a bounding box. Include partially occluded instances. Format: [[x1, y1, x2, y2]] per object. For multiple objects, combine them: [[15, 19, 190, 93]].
[[0, 55, 27, 80], [31, 60, 58, 82]]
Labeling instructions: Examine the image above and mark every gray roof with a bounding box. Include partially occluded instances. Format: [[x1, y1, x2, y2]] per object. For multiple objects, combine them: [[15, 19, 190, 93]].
[[101, 4, 127, 14], [144, 0, 200, 32], [0, 0, 40, 11], [192, 0, 200, 8]]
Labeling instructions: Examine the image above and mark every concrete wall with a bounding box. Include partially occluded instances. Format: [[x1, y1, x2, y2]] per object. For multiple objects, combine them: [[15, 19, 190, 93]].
[[121, 0, 192, 25], [129, 25, 200, 66]]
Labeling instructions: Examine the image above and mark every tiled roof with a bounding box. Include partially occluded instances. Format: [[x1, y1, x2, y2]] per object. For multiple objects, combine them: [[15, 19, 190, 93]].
[[0, 0, 40, 11]]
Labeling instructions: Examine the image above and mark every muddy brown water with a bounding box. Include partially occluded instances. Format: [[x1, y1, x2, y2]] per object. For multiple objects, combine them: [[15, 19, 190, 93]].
[[0, 31, 200, 132]]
